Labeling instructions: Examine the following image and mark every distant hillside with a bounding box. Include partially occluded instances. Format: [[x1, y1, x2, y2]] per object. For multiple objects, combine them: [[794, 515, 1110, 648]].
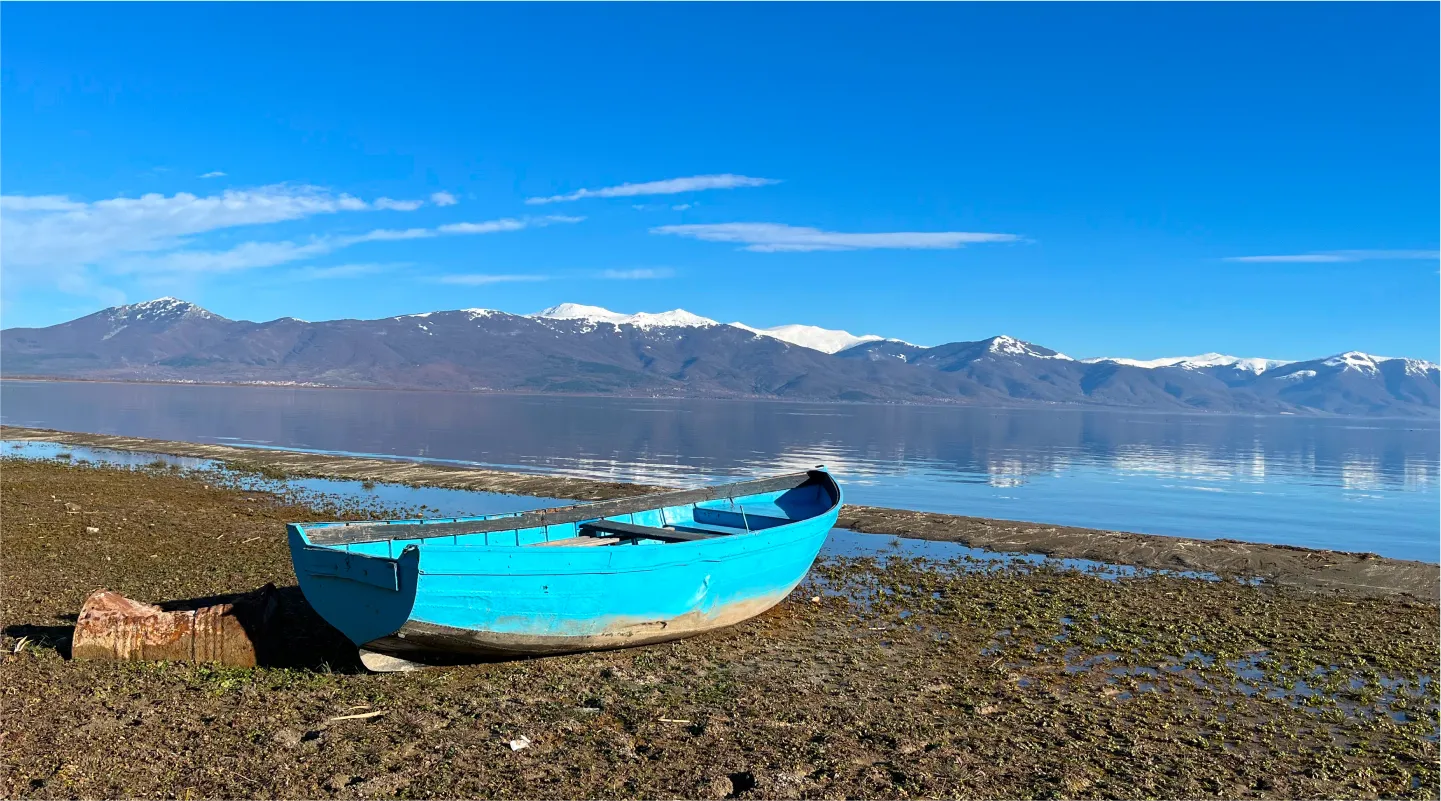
[[2, 298, 1436, 417]]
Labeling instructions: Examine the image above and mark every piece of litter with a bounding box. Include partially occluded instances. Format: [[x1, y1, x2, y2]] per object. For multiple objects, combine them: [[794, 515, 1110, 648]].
[[658, 718, 692, 724], [85, 527, 100, 534], [810, 596, 821, 604], [508, 735, 532, 751], [13, 636, 30, 654], [326, 710, 386, 723], [241, 537, 261, 544]]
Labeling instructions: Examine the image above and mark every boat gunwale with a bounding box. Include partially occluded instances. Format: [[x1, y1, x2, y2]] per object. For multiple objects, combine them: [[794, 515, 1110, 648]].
[[401, 511, 840, 574], [296, 469, 839, 548]]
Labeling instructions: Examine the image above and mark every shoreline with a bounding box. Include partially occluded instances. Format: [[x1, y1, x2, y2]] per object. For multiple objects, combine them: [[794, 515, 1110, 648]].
[[4, 424, 1435, 602], [4, 375, 1437, 422], [5, 456, 1435, 798]]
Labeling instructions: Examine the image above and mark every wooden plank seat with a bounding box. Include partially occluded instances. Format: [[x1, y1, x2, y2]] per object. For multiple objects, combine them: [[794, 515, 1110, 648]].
[[669, 521, 757, 536], [529, 536, 622, 548], [578, 520, 723, 543], [530, 519, 742, 547]]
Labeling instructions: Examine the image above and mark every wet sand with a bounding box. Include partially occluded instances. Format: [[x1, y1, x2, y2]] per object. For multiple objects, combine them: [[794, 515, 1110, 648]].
[[4, 425, 1435, 602]]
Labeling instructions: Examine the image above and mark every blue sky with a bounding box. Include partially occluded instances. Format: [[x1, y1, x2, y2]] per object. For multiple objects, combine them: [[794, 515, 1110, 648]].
[[2, 3, 1437, 360]]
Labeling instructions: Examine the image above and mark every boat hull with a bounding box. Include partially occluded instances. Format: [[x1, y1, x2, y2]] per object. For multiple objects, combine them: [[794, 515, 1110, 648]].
[[363, 590, 792, 660], [288, 470, 840, 662]]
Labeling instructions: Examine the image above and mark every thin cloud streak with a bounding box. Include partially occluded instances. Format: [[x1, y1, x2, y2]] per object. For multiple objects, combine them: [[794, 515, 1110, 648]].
[[108, 216, 584, 275], [286, 263, 395, 281], [198, 171, 227, 179], [434, 273, 550, 285], [652, 222, 1020, 252], [526, 174, 778, 204], [600, 267, 675, 280], [374, 198, 424, 211], [0, 196, 85, 212], [0, 184, 425, 270], [1226, 249, 1440, 263], [430, 191, 459, 206]]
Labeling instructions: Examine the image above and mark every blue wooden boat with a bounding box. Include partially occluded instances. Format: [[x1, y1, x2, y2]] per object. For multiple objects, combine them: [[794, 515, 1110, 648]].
[[287, 468, 841, 669]]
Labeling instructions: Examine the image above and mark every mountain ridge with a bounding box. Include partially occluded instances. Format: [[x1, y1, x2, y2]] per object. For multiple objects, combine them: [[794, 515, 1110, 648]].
[[2, 298, 1435, 417]]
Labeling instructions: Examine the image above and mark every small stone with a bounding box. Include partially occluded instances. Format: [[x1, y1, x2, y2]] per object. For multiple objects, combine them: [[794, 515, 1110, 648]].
[[703, 774, 735, 798], [273, 728, 304, 749], [64, 502, 82, 512]]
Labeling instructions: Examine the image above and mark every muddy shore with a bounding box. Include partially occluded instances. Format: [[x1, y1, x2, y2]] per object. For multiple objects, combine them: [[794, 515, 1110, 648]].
[[3, 457, 1438, 798], [4, 425, 1435, 602]]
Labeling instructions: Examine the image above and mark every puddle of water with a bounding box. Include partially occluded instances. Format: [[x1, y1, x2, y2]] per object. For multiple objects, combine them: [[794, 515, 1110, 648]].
[[819, 528, 1247, 584], [3, 440, 563, 519], [8, 439, 215, 471]]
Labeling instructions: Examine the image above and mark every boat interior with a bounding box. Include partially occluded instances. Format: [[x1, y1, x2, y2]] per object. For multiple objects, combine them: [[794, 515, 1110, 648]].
[[297, 470, 838, 557]]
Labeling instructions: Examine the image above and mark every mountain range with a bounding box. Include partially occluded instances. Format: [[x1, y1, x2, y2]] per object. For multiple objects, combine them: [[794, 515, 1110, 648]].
[[1, 297, 1435, 417]]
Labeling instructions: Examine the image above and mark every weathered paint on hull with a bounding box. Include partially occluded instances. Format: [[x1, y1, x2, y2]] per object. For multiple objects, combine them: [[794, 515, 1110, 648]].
[[288, 469, 841, 662], [364, 590, 791, 660]]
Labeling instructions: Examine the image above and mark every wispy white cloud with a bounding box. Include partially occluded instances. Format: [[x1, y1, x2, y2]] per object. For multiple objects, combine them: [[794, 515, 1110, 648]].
[[287, 263, 395, 281], [0, 195, 86, 212], [430, 191, 459, 207], [526, 174, 778, 205], [344, 228, 434, 243], [198, 171, 227, 179], [1225, 249, 1440, 263], [111, 240, 332, 275], [438, 215, 582, 235], [109, 215, 584, 275], [651, 222, 1021, 252], [0, 184, 421, 271], [434, 273, 550, 286], [374, 197, 424, 211], [600, 267, 676, 280], [437, 219, 526, 235], [671, 204, 693, 211]]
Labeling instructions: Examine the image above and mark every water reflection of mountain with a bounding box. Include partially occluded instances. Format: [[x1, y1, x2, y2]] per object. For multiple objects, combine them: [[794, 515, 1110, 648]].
[[2, 380, 1434, 492]]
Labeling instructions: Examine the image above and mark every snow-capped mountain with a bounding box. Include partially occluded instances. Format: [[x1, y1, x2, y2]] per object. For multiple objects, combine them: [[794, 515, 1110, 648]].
[[105, 296, 219, 324], [530, 303, 720, 331], [1318, 351, 1440, 377], [729, 322, 887, 354], [529, 302, 891, 353], [1083, 350, 1440, 381], [1082, 353, 1291, 374], [987, 335, 1072, 360], [3, 298, 1436, 417]]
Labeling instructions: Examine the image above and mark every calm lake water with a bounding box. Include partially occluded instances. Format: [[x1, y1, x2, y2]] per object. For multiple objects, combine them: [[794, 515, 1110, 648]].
[[2, 380, 1436, 562]]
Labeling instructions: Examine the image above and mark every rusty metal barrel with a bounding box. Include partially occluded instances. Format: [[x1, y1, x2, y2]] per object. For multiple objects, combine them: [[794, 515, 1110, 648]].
[[71, 585, 276, 667]]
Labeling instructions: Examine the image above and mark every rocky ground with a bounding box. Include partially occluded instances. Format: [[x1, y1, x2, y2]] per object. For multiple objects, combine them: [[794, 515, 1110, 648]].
[[2, 456, 1437, 799]]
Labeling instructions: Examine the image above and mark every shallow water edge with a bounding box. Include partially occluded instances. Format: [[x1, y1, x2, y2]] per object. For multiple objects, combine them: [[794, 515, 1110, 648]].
[[4, 424, 1436, 602]]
